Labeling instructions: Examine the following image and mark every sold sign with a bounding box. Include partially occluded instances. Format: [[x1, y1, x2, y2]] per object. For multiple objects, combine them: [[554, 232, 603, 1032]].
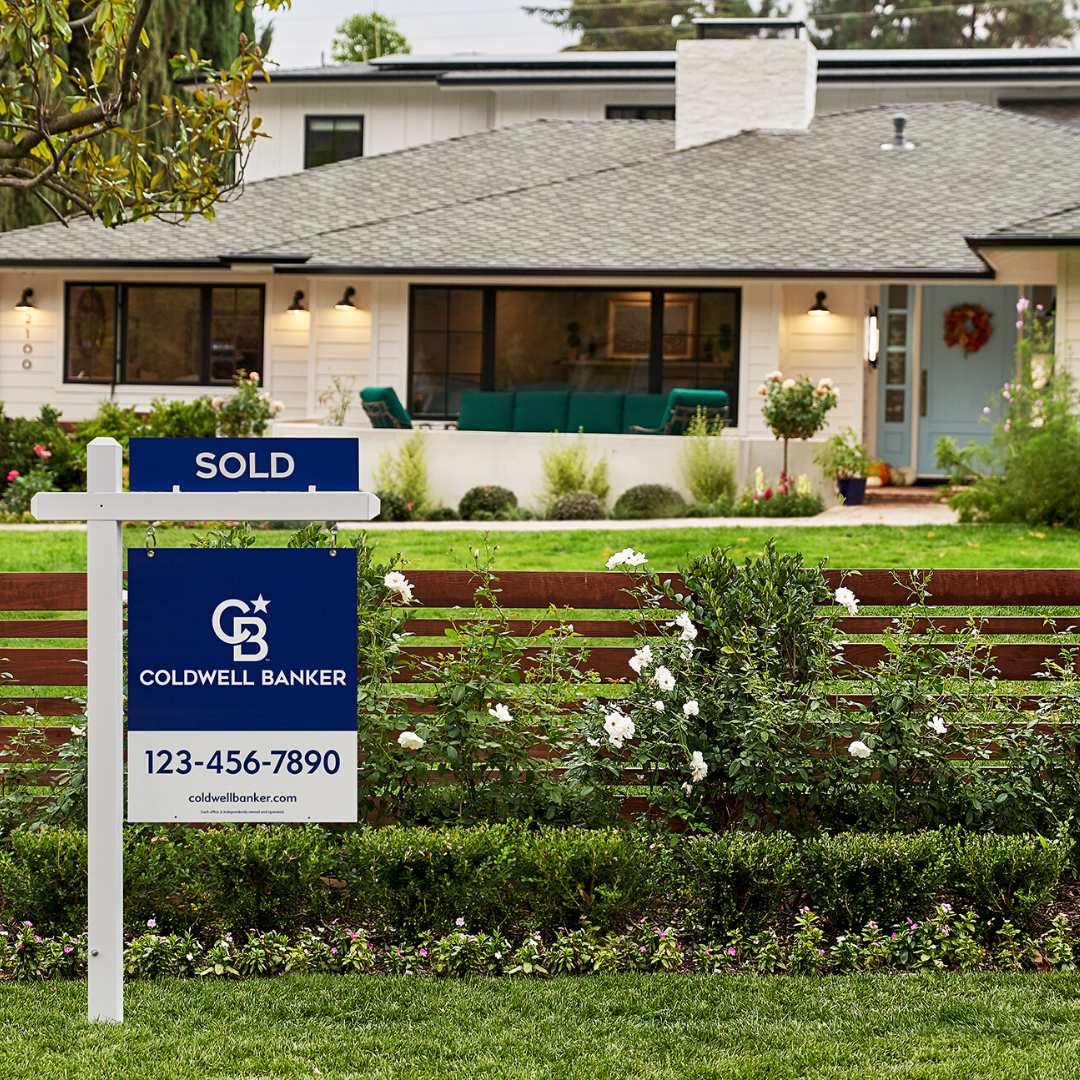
[[129, 438, 359, 492]]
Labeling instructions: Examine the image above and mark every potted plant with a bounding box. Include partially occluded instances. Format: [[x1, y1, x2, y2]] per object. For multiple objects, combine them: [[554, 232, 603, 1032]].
[[757, 372, 839, 476], [813, 426, 874, 505]]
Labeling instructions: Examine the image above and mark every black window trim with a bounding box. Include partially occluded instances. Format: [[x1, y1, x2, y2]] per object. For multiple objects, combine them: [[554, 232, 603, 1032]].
[[63, 281, 266, 387], [303, 114, 365, 170], [407, 283, 741, 424], [604, 105, 676, 121]]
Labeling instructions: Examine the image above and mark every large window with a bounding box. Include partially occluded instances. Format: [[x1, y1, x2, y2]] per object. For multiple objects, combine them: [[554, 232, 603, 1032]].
[[304, 116, 364, 169], [65, 284, 264, 385], [408, 285, 740, 421]]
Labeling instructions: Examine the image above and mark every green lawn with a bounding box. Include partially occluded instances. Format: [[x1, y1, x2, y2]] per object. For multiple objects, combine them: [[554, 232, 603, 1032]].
[[2, 973, 1080, 1079], [1, 522, 1079, 573]]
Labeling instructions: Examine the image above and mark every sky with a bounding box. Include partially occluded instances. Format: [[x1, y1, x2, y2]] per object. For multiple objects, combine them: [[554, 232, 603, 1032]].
[[261, 1, 573, 68]]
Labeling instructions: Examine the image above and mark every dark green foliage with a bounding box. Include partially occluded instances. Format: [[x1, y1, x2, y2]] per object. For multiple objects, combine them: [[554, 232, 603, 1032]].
[[734, 491, 825, 517], [678, 832, 798, 935], [952, 833, 1071, 931], [458, 485, 517, 520], [375, 490, 412, 522], [0, 827, 88, 934], [800, 831, 950, 932], [549, 490, 606, 521], [426, 507, 461, 522], [0, 404, 83, 496], [613, 484, 686, 520], [143, 397, 217, 438]]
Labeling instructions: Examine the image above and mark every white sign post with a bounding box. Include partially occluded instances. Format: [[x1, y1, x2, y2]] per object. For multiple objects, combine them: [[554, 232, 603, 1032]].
[[31, 436, 378, 1025]]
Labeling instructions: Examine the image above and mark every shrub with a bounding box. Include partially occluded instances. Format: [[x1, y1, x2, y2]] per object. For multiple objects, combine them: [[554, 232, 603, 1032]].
[[549, 490, 606, 520], [2, 467, 58, 515], [734, 471, 824, 517], [426, 506, 460, 522], [952, 833, 1070, 931], [679, 411, 737, 505], [213, 370, 283, 437], [799, 831, 949, 932], [0, 826, 88, 934], [540, 434, 609, 510], [0, 403, 83, 495], [143, 396, 217, 438], [459, 485, 517, 520], [678, 832, 797, 936], [373, 430, 430, 517], [757, 371, 838, 475], [613, 484, 686, 520], [375, 490, 412, 522]]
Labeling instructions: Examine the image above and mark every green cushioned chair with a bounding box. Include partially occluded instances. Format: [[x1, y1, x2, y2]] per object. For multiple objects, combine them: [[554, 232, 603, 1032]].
[[360, 386, 413, 429], [629, 389, 729, 435], [512, 391, 570, 433], [621, 394, 669, 434], [566, 392, 625, 434], [457, 391, 516, 431]]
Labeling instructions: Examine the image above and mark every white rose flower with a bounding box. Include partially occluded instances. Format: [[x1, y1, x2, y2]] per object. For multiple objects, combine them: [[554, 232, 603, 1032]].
[[603, 711, 635, 750], [651, 666, 675, 693], [766, 370, 783, 382], [606, 547, 634, 569], [681, 782, 694, 796], [628, 645, 653, 674], [398, 731, 425, 751], [271, 400, 285, 413], [782, 378, 796, 390], [587, 737, 600, 748], [625, 550, 648, 566], [683, 700, 700, 717], [211, 397, 223, 409], [848, 740, 871, 759], [834, 587, 859, 617], [488, 703, 514, 724], [653, 700, 665, 713], [818, 377, 834, 389], [383, 570, 414, 602], [928, 716, 948, 735], [690, 751, 708, 783], [674, 611, 698, 642]]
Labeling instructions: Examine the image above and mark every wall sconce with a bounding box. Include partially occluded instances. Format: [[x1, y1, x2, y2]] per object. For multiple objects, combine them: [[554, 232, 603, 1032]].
[[286, 290, 307, 314], [865, 305, 880, 367], [14, 288, 34, 312], [334, 286, 357, 311], [808, 290, 830, 316]]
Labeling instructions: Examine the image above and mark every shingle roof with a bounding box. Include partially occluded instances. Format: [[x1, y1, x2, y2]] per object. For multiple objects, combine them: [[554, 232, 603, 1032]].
[[2, 102, 1079, 276]]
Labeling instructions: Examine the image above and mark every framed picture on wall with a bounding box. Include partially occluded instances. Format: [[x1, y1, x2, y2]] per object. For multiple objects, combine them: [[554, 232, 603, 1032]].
[[606, 297, 697, 359]]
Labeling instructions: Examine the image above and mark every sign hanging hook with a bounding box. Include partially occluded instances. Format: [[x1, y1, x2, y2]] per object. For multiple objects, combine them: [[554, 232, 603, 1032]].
[[145, 523, 156, 557], [329, 522, 338, 557]]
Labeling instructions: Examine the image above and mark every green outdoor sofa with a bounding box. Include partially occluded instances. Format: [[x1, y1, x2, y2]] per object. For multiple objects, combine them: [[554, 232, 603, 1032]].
[[456, 389, 729, 435]]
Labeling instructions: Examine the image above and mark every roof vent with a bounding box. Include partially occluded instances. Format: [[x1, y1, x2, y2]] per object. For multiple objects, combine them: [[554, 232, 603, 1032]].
[[881, 113, 915, 151]]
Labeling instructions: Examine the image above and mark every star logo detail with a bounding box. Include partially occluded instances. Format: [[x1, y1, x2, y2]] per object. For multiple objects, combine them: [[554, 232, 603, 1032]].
[[250, 594, 270, 613]]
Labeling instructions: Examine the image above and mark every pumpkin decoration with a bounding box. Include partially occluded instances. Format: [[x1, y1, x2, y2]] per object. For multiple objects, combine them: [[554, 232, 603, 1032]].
[[866, 461, 891, 487], [943, 304, 993, 355]]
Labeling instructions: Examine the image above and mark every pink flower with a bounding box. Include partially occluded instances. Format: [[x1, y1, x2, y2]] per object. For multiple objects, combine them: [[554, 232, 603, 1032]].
[[456, 917, 465, 927], [6, 470, 18, 482], [983, 407, 991, 415], [419, 948, 427, 958], [33, 444, 51, 458], [1017, 297, 1030, 313], [1016, 320, 1024, 329], [1005, 419, 1011, 432], [1035, 400, 1043, 407], [727, 946, 737, 956], [639, 946, 646, 953]]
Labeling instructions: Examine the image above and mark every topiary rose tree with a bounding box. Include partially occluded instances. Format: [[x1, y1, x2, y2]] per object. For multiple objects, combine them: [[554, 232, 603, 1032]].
[[756, 371, 839, 477]]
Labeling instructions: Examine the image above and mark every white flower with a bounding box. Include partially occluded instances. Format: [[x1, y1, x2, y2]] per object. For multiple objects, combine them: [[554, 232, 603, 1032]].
[[70, 725, 86, 737], [766, 370, 783, 382], [653, 700, 665, 713], [603, 711, 636, 750], [383, 570, 414, 602], [271, 400, 285, 413], [818, 377, 834, 389], [186, 953, 193, 962], [489, 703, 514, 724], [674, 611, 698, 642], [928, 716, 948, 735], [398, 731, 425, 751], [848, 740, 871, 759], [651, 666, 675, 693], [681, 782, 694, 796], [690, 751, 708, 783], [683, 700, 700, 717], [147, 919, 156, 929], [211, 397, 223, 409], [756, 384, 768, 396], [250, 372, 259, 384], [587, 737, 601, 748], [606, 547, 648, 568], [782, 378, 796, 390], [834, 587, 859, 617], [628, 645, 653, 674]]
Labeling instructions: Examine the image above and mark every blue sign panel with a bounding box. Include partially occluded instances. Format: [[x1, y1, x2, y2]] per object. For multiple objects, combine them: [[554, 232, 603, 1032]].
[[128, 438, 359, 492], [128, 548, 358, 732]]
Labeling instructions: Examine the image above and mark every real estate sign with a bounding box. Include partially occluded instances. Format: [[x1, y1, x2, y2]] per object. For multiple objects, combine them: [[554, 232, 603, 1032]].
[[127, 547, 358, 823]]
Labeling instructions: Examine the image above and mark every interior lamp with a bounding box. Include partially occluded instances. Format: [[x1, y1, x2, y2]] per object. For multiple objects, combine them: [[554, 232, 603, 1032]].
[[865, 305, 880, 366], [14, 288, 34, 312], [286, 290, 307, 314], [334, 286, 357, 311], [808, 290, 830, 316]]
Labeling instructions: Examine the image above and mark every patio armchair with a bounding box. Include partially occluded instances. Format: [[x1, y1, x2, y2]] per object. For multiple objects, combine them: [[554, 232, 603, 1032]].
[[360, 386, 413, 429], [628, 389, 729, 435]]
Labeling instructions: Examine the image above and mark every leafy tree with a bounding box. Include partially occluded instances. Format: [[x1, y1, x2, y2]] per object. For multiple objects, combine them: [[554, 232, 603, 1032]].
[[0, 0, 289, 229], [808, 0, 1074, 48], [331, 12, 411, 63], [524, 0, 789, 51]]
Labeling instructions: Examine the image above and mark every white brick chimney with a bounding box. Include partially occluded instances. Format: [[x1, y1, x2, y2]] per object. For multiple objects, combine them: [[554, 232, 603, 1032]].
[[675, 36, 818, 151]]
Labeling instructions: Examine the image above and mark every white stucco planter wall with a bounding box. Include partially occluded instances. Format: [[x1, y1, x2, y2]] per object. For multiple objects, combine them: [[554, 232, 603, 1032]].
[[269, 421, 834, 511]]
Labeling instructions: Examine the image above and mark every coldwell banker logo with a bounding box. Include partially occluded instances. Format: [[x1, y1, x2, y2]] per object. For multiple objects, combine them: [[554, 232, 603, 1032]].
[[212, 595, 270, 661]]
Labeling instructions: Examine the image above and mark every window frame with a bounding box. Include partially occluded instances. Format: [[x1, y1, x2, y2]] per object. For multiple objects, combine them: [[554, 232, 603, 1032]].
[[407, 284, 741, 424], [303, 114, 365, 170], [63, 282, 266, 387], [604, 105, 676, 121]]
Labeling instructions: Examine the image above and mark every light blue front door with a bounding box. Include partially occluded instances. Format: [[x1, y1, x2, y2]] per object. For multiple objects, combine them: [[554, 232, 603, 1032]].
[[875, 285, 914, 467], [917, 285, 1018, 476]]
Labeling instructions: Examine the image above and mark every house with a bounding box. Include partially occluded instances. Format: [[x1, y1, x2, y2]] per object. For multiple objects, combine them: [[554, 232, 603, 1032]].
[[1, 26, 1079, 504]]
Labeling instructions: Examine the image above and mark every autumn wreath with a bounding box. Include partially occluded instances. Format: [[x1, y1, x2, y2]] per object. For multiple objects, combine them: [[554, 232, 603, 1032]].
[[943, 303, 993, 355]]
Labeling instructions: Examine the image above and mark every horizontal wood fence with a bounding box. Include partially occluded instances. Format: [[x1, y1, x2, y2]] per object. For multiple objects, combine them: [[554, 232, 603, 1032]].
[[3, 568, 1080, 816]]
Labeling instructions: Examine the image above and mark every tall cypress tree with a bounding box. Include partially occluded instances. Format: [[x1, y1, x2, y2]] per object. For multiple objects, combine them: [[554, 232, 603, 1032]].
[[0, 0, 255, 232]]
